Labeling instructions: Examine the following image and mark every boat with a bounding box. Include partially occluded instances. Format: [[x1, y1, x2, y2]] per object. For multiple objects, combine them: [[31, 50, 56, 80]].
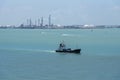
[[56, 48, 81, 54], [55, 42, 81, 54]]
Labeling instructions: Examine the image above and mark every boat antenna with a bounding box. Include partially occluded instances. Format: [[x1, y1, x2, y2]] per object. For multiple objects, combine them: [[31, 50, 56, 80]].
[[61, 40, 65, 44]]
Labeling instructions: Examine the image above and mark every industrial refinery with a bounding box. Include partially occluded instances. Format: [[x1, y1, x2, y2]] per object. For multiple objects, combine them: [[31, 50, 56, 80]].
[[0, 15, 120, 29]]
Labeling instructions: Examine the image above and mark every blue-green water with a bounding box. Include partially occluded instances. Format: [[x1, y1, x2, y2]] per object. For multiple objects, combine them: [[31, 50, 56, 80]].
[[0, 29, 120, 80]]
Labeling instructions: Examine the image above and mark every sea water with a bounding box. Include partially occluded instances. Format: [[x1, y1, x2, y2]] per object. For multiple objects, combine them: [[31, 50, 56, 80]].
[[0, 29, 120, 80]]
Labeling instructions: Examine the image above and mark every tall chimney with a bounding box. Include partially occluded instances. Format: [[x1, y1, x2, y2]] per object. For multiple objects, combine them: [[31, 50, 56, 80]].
[[49, 15, 51, 27], [41, 17, 43, 27]]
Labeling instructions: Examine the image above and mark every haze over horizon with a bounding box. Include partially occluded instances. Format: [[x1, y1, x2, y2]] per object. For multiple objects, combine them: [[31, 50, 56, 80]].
[[0, 0, 120, 26]]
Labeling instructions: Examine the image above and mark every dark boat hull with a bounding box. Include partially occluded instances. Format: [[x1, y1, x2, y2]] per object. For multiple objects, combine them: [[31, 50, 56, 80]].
[[56, 49, 81, 54]]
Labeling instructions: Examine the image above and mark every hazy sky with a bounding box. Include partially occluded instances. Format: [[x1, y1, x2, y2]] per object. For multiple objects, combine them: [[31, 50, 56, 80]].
[[0, 0, 120, 26]]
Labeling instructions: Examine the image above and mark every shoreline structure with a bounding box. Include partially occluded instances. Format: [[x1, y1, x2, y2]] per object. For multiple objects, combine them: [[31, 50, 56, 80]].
[[0, 15, 120, 29]]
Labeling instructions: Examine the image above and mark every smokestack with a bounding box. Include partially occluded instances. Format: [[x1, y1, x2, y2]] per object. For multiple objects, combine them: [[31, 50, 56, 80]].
[[49, 15, 51, 27], [41, 17, 43, 27], [27, 19, 29, 26], [35, 20, 37, 26], [29, 18, 32, 27], [38, 18, 40, 26]]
